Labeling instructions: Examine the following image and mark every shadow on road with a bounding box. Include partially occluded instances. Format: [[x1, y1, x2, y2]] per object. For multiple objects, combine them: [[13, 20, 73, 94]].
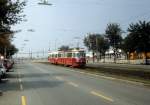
[[19, 73, 69, 78], [0, 72, 65, 92]]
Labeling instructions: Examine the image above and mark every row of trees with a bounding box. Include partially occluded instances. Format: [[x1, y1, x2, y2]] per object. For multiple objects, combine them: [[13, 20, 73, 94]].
[[84, 21, 150, 64], [0, 0, 26, 58]]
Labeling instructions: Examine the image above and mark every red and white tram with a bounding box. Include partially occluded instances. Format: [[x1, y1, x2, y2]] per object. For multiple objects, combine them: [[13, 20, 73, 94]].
[[48, 49, 86, 67]]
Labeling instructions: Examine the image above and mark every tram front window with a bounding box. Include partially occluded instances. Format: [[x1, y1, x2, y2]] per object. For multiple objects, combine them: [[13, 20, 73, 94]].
[[76, 52, 85, 58]]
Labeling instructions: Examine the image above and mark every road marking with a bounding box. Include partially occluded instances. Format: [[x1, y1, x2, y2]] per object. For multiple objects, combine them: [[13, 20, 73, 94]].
[[55, 76, 64, 81], [91, 91, 114, 102], [97, 75, 115, 80], [20, 84, 23, 91], [68, 82, 79, 87], [21, 96, 27, 105]]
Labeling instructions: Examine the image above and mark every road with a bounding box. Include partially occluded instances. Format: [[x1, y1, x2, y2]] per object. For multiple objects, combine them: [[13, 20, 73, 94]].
[[0, 62, 150, 105]]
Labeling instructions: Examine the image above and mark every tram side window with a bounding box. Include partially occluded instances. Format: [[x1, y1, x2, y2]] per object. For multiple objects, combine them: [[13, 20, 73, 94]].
[[76, 53, 80, 58], [49, 54, 51, 58], [61, 53, 64, 58], [64, 53, 67, 58], [76, 52, 85, 58], [73, 53, 76, 57], [67, 53, 72, 57], [80, 52, 85, 57], [58, 53, 61, 58], [52, 54, 54, 58], [55, 54, 57, 58]]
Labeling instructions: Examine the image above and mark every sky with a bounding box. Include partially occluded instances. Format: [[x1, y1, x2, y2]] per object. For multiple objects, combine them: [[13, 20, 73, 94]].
[[12, 0, 150, 57]]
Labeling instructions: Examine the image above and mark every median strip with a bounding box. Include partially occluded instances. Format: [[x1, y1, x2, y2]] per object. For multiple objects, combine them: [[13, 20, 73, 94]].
[[91, 91, 114, 102]]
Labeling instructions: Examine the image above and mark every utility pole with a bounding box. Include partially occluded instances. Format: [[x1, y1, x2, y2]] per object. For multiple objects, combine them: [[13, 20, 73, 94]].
[[49, 41, 51, 51], [4, 46, 7, 59], [55, 39, 57, 50], [43, 48, 45, 58], [74, 37, 80, 49]]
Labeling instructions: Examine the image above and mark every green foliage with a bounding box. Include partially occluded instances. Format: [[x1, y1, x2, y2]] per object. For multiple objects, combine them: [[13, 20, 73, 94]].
[[84, 33, 98, 52], [0, 0, 26, 57], [105, 23, 123, 63], [96, 35, 109, 55], [105, 23, 123, 50], [59, 45, 70, 51], [0, 0, 26, 31], [125, 21, 150, 53], [84, 34, 109, 57], [7, 44, 18, 57], [122, 20, 150, 64]]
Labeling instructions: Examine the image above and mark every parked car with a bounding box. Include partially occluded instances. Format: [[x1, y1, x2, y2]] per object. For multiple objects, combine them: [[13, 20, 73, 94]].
[[0, 68, 2, 82], [1, 59, 14, 72], [0, 62, 7, 78]]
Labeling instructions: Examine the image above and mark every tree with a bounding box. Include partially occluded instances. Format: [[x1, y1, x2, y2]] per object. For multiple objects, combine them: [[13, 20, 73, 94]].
[[6, 44, 18, 58], [59, 45, 70, 51], [0, 0, 26, 32], [124, 21, 150, 64], [0, 0, 26, 57], [105, 23, 123, 63], [97, 35, 109, 62], [84, 33, 98, 62]]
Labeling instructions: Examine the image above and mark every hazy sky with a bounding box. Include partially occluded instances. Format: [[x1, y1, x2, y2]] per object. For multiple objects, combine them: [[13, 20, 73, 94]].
[[13, 0, 150, 54]]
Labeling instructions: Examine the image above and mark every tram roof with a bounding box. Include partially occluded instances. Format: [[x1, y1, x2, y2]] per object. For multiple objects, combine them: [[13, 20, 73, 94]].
[[48, 48, 85, 54]]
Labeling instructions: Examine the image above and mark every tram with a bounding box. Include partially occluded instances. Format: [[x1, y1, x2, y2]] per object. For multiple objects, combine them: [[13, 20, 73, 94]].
[[48, 49, 86, 67]]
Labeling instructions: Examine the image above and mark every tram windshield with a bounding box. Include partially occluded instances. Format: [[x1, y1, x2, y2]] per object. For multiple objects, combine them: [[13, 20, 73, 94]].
[[76, 51, 85, 58]]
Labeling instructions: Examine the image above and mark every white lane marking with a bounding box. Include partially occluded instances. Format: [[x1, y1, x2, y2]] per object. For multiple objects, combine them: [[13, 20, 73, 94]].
[[91, 91, 114, 102], [55, 76, 64, 81], [68, 82, 79, 87], [20, 84, 23, 91]]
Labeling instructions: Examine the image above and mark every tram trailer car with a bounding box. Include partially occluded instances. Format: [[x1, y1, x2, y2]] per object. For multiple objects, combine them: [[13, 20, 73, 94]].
[[48, 49, 86, 67]]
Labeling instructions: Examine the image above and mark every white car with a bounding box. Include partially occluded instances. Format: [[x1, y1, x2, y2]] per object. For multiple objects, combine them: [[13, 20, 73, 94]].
[[0, 63, 6, 78], [1, 68, 6, 76], [0, 69, 2, 81]]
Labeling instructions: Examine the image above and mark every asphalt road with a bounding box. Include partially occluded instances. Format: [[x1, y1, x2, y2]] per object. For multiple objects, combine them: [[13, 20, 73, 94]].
[[0, 62, 150, 105]]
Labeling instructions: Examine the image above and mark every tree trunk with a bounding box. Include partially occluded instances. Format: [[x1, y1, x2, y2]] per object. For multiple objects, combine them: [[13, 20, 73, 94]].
[[145, 52, 148, 65], [126, 53, 130, 64], [99, 53, 102, 62], [114, 50, 116, 63], [92, 51, 95, 63], [103, 53, 105, 63]]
